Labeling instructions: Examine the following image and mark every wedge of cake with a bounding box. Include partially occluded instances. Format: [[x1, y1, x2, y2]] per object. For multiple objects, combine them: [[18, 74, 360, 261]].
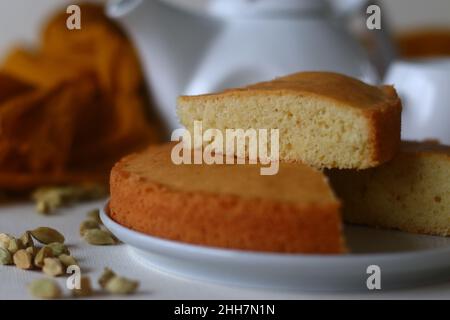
[[328, 141, 450, 236], [177, 71, 402, 169], [109, 143, 345, 253]]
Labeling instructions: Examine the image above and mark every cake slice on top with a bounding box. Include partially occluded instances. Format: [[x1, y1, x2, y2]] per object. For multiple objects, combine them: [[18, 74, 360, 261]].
[[177, 71, 402, 169], [328, 141, 450, 236], [109, 143, 345, 253]]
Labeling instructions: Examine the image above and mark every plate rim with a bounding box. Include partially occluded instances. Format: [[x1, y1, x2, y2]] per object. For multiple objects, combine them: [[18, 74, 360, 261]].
[[101, 200, 450, 263], [100, 200, 450, 291]]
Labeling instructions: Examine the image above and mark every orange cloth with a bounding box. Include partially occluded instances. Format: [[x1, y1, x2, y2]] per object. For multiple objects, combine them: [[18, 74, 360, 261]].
[[0, 3, 164, 191]]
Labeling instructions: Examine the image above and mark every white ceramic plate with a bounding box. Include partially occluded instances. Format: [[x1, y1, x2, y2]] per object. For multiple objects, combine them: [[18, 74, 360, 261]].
[[101, 201, 450, 291]]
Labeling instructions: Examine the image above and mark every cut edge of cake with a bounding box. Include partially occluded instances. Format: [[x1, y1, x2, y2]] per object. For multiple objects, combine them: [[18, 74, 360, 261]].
[[327, 141, 450, 237], [177, 71, 402, 170]]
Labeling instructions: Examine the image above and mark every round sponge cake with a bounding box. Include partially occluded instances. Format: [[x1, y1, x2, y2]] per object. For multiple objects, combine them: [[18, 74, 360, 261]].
[[109, 143, 345, 253]]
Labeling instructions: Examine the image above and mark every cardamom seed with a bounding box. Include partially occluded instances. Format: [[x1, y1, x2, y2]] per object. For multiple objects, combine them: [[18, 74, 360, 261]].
[[106, 229, 120, 243], [46, 242, 70, 257], [58, 254, 78, 268], [0, 233, 12, 249], [34, 246, 54, 268], [13, 249, 33, 270], [7, 238, 23, 254], [20, 231, 34, 247], [86, 209, 102, 224], [105, 276, 139, 295], [0, 247, 12, 265], [42, 257, 64, 277], [28, 278, 61, 299], [83, 229, 115, 245], [79, 219, 100, 236], [72, 276, 93, 297], [78, 184, 107, 200], [98, 267, 116, 288], [32, 187, 66, 214], [26, 246, 38, 257], [36, 200, 51, 215], [30, 227, 65, 244], [32, 185, 107, 215]]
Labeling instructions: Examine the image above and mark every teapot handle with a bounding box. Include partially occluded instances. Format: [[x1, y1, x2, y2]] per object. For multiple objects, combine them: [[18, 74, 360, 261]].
[[106, 0, 143, 17], [329, 0, 396, 77], [329, 0, 369, 17]]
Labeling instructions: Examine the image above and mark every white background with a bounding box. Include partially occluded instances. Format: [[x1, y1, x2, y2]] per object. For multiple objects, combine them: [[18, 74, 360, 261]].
[[1, 0, 450, 60]]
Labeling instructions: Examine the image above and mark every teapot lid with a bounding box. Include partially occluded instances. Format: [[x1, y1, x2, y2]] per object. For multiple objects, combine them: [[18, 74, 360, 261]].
[[161, 0, 329, 18], [108, 0, 330, 18]]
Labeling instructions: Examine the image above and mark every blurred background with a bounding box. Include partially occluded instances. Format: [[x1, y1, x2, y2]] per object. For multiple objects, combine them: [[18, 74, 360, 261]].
[[1, 0, 450, 128], [0, 0, 449, 200], [1, 0, 450, 54]]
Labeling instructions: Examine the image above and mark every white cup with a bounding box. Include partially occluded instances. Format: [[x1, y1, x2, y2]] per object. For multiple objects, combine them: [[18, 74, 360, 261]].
[[384, 58, 450, 145]]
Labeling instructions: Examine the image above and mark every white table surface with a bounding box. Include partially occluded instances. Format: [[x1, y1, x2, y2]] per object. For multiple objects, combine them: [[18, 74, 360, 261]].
[[1, 200, 450, 300]]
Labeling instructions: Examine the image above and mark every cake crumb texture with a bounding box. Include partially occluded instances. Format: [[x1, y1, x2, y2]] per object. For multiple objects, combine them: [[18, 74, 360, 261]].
[[177, 71, 401, 169], [328, 141, 450, 236]]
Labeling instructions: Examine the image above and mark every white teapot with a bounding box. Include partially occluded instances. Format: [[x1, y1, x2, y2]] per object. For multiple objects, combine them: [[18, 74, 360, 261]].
[[384, 58, 450, 145], [107, 0, 383, 129]]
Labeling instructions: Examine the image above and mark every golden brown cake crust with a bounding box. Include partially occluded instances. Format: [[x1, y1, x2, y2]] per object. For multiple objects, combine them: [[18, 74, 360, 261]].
[[401, 140, 450, 155], [109, 143, 345, 253], [365, 88, 402, 166], [179, 72, 400, 111], [328, 141, 450, 236]]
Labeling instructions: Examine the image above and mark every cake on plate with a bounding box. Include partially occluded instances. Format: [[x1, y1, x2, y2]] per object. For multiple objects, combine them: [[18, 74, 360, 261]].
[[328, 141, 450, 236], [177, 71, 402, 169], [109, 143, 345, 253]]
